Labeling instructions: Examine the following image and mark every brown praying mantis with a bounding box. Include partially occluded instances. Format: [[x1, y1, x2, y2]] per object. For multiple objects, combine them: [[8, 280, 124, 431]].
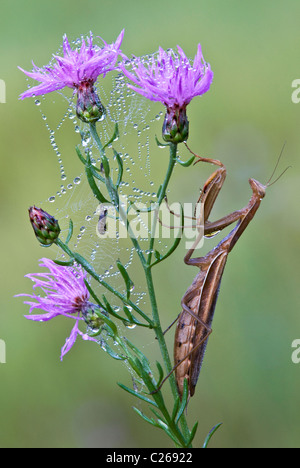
[[155, 143, 287, 400]]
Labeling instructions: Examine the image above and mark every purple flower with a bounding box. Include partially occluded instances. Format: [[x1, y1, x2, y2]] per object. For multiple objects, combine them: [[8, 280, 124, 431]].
[[19, 30, 125, 123], [15, 258, 99, 360], [121, 44, 213, 143], [19, 30, 124, 99]]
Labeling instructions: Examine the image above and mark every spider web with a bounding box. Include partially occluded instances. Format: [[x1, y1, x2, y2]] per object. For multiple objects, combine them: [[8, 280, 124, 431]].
[[27, 45, 177, 323]]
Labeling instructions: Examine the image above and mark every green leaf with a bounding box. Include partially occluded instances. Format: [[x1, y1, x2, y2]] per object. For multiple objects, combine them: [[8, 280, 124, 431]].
[[175, 379, 189, 424], [65, 219, 73, 245], [202, 423, 223, 448], [123, 306, 136, 323], [155, 419, 179, 445], [175, 155, 195, 167], [75, 145, 87, 165], [100, 339, 126, 361], [187, 421, 199, 446], [101, 154, 110, 178], [116, 259, 134, 300], [84, 281, 105, 309], [124, 338, 151, 371], [171, 396, 180, 422], [156, 361, 164, 387], [154, 250, 162, 261], [85, 154, 109, 204], [100, 297, 120, 334], [118, 383, 158, 407], [103, 123, 119, 150], [114, 149, 123, 189], [53, 259, 74, 267], [133, 407, 159, 428], [155, 135, 170, 148]]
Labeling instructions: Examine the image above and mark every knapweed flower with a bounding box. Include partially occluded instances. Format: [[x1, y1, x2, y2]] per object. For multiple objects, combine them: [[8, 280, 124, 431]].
[[29, 206, 61, 246], [121, 44, 213, 143], [15, 258, 101, 360], [19, 30, 124, 123]]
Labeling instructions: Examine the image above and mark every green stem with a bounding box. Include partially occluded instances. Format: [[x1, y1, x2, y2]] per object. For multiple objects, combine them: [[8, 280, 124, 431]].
[[147, 143, 177, 266], [88, 124, 190, 444]]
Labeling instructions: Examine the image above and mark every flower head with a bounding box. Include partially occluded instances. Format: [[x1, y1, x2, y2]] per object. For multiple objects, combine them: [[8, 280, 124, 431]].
[[19, 30, 124, 123], [15, 258, 100, 360], [121, 44, 213, 142], [19, 30, 124, 99]]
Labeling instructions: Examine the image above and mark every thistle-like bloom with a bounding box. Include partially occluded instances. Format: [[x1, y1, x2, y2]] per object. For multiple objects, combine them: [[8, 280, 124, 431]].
[[15, 258, 100, 360], [121, 44, 213, 143], [19, 30, 124, 123]]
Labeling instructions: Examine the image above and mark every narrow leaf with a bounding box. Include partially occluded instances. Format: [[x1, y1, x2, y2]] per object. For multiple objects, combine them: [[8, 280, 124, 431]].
[[84, 281, 105, 309], [103, 123, 119, 150], [133, 407, 159, 428], [187, 421, 199, 446], [171, 396, 180, 422], [202, 423, 223, 448], [175, 155, 195, 167], [100, 339, 125, 361], [155, 135, 170, 148], [85, 160, 109, 204], [175, 379, 189, 424], [53, 259, 74, 267], [65, 219, 73, 245], [116, 259, 134, 299], [75, 145, 87, 165], [156, 361, 164, 387], [114, 149, 123, 189], [118, 383, 158, 407]]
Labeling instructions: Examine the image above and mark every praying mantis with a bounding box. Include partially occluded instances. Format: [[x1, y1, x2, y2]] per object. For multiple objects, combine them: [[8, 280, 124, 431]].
[[157, 144, 286, 400]]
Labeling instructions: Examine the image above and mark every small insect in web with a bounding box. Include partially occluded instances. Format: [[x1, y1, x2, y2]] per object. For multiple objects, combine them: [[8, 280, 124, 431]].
[[97, 206, 108, 236], [154, 143, 289, 400]]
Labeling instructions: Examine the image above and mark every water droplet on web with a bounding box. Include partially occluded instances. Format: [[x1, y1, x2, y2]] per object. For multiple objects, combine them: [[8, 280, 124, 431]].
[[126, 324, 136, 330], [35, 99, 41, 106]]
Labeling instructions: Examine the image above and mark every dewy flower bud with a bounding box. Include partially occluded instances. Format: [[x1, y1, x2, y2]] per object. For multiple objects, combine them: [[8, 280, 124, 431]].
[[162, 104, 189, 144], [82, 305, 107, 332], [29, 206, 61, 246], [76, 81, 106, 124]]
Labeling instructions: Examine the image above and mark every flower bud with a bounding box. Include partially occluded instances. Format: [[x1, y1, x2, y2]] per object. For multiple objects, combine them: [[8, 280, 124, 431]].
[[76, 81, 106, 124], [162, 104, 189, 144], [29, 206, 61, 246], [82, 305, 107, 332]]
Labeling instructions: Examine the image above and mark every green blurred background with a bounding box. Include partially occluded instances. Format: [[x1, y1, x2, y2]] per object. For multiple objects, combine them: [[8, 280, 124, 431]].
[[1, 0, 300, 448]]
